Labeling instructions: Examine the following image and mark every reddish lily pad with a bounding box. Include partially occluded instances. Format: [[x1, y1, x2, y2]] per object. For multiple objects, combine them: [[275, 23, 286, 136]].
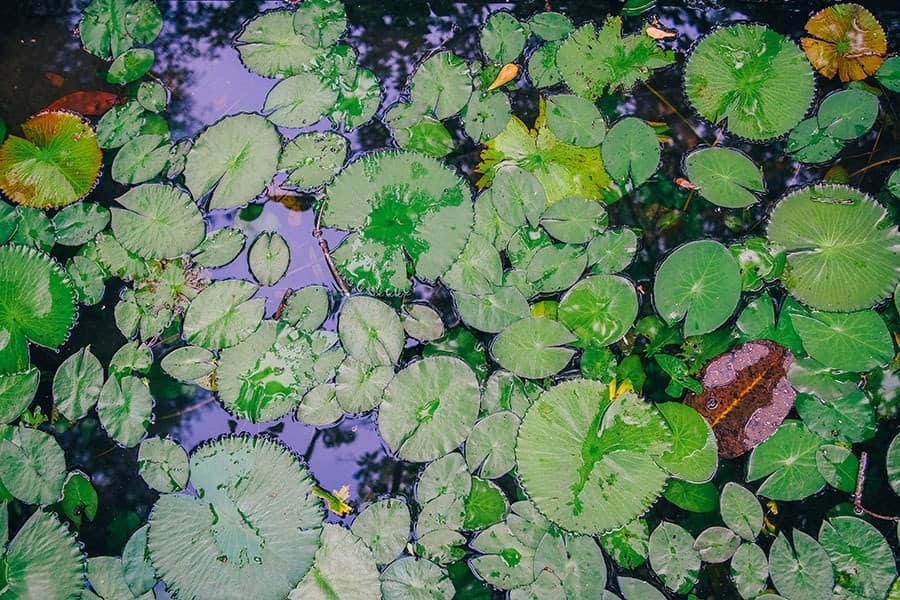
[[801, 4, 887, 82], [685, 340, 795, 459]]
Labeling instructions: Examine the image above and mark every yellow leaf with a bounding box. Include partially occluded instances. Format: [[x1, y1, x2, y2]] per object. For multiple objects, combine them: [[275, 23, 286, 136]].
[[487, 63, 519, 91]]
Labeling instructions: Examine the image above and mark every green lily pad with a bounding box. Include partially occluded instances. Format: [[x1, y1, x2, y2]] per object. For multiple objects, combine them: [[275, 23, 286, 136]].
[[107, 47, 155, 84], [648, 522, 700, 594], [684, 24, 815, 140], [730, 543, 768, 599], [97, 375, 153, 448], [817, 88, 879, 140], [160, 346, 215, 384], [147, 436, 323, 600], [386, 104, 455, 158], [53, 346, 104, 421], [79, 0, 161, 60], [491, 317, 576, 379], [380, 557, 454, 600], [410, 52, 472, 120], [528, 12, 572, 41], [618, 576, 665, 600], [295, 384, 342, 427], [599, 518, 649, 569], [289, 524, 380, 600], [815, 444, 857, 492], [654, 402, 717, 483], [401, 304, 444, 342], [663, 479, 717, 513], [602, 117, 660, 188], [138, 437, 189, 493], [110, 134, 170, 185], [558, 275, 638, 348], [378, 356, 480, 462], [0, 426, 66, 505], [60, 471, 97, 529], [746, 421, 825, 501], [768, 529, 833, 600], [111, 184, 205, 259], [465, 411, 519, 479], [0, 509, 84, 600], [0, 367, 38, 424], [0, 111, 102, 209], [182, 280, 265, 350], [87, 556, 152, 600], [527, 42, 564, 88], [795, 391, 875, 444], [322, 151, 473, 294], [248, 231, 290, 287], [791, 309, 893, 372], [334, 357, 392, 413], [517, 381, 672, 534], [292, 0, 346, 48], [235, 10, 321, 78], [121, 525, 155, 596], [184, 114, 281, 210], [0, 245, 77, 374], [338, 296, 404, 367], [481, 12, 528, 64], [462, 89, 512, 144], [683, 147, 764, 208], [490, 165, 546, 228], [719, 482, 762, 541], [767, 184, 900, 311], [587, 228, 638, 274], [653, 240, 741, 337], [263, 72, 338, 128], [557, 17, 674, 100], [279, 132, 348, 190], [819, 516, 897, 599], [545, 94, 606, 148], [279, 285, 330, 333], [192, 227, 246, 268], [350, 499, 410, 566], [786, 116, 845, 164]]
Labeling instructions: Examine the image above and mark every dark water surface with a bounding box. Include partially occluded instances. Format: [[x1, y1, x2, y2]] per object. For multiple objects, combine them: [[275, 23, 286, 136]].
[[1, 0, 899, 596]]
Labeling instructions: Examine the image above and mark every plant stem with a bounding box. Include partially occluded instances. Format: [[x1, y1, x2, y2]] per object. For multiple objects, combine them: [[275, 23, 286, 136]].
[[643, 81, 708, 146], [852, 451, 900, 522], [848, 156, 900, 178], [158, 396, 216, 421], [314, 204, 351, 296]]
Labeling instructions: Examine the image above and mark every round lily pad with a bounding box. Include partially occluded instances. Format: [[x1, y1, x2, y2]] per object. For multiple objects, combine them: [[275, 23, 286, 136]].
[[289, 524, 380, 600], [138, 437, 189, 493], [766, 184, 899, 311], [491, 317, 577, 379], [516, 380, 672, 534], [378, 356, 480, 462], [110, 184, 205, 259], [545, 94, 606, 148], [684, 24, 815, 140], [279, 132, 348, 190], [683, 147, 764, 208], [802, 3, 886, 82], [350, 499, 411, 566], [410, 52, 472, 120], [147, 436, 323, 600], [380, 557, 454, 600], [248, 231, 290, 287], [558, 275, 638, 348], [0, 110, 102, 209], [791, 309, 893, 373], [292, 0, 347, 47]]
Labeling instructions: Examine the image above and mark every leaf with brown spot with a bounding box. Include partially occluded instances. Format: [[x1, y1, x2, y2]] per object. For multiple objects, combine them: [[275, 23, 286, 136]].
[[801, 3, 886, 82], [685, 340, 795, 459], [45, 91, 125, 117]]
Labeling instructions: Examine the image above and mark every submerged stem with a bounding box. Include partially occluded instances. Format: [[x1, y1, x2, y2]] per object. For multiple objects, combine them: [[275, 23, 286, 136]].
[[852, 451, 900, 522], [314, 204, 351, 296]]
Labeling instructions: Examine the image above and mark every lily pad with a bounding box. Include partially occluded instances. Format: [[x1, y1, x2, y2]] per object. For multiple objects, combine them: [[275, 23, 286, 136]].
[[490, 317, 576, 379], [380, 557, 454, 599], [684, 24, 815, 140], [79, 0, 161, 60], [0, 111, 102, 209], [53, 346, 104, 421], [767, 184, 900, 311], [0, 244, 77, 374], [279, 132, 348, 190], [248, 231, 290, 287], [97, 375, 153, 448], [110, 184, 205, 259], [516, 381, 672, 534], [192, 227, 246, 268], [465, 411, 519, 479], [544, 94, 606, 148], [481, 12, 528, 64], [234, 10, 322, 78], [184, 114, 281, 210], [720, 483, 763, 541], [802, 3, 886, 82], [110, 134, 170, 185], [338, 296, 404, 367], [263, 72, 337, 128], [378, 356, 480, 462], [350, 499, 410, 566], [0, 426, 67, 505], [746, 421, 825, 501], [292, 0, 347, 48], [322, 151, 473, 294], [654, 402, 717, 483], [0, 367, 38, 424], [819, 516, 896, 598], [602, 117, 660, 189], [791, 309, 892, 373], [182, 280, 265, 350], [768, 529, 833, 600], [0, 509, 84, 600], [410, 52, 472, 120], [683, 147, 764, 208], [289, 524, 380, 600], [817, 89, 880, 140], [653, 240, 741, 337], [648, 522, 700, 594], [138, 437, 189, 493], [730, 543, 768, 599], [558, 274, 638, 348]]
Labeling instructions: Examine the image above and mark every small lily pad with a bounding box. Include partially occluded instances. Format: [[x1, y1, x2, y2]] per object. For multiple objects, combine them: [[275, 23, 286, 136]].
[[683, 147, 764, 208], [138, 437, 189, 493], [490, 317, 576, 379]]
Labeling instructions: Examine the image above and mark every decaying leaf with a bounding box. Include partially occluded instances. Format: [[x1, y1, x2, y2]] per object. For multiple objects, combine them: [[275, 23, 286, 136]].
[[685, 340, 795, 458], [801, 3, 886, 81]]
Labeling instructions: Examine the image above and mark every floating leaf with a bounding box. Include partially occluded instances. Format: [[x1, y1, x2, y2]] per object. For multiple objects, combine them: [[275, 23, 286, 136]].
[[655, 402, 717, 483], [235, 10, 322, 78], [465, 411, 519, 479], [0, 368, 38, 424], [122, 525, 155, 596], [217, 321, 343, 422], [695, 526, 740, 564], [322, 151, 473, 294], [160, 346, 215, 384], [79, 0, 162, 60], [517, 381, 672, 534], [380, 557, 454, 600], [280, 285, 330, 333], [795, 390, 875, 444], [0, 426, 66, 505], [653, 240, 741, 337], [289, 524, 380, 600], [97, 375, 153, 448], [819, 516, 897, 599], [491, 317, 576, 379], [545, 94, 606, 148], [528, 42, 564, 88], [720, 483, 763, 541], [107, 47, 154, 84], [602, 117, 660, 189], [463, 477, 508, 530], [378, 356, 480, 462], [147, 436, 323, 600], [292, 0, 347, 48], [588, 228, 638, 274], [649, 522, 700, 594], [350, 499, 410, 566], [87, 556, 151, 600], [263, 72, 338, 128], [401, 304, 444, 342], [481, 12, 528, 64], [731, 543, 768, 599], [802, 3, 886, 82], [279, 132, 348, 190], [528, 12, 572, 41], [136, 81, 167, 112], [817, 89, 880, 140], [599, 518, 650, 569], [875, 55, 900, 91], [888, 432, 900, 495], [182, 280, 265, 350], [53, 204, 109, 249], [684, 24, 815, 140], [192, 227, 246, 268], [184, 114, 281, 210], [815, 444, 857, 492], [685, 340, 795, 458], [490, 165, 546, 228], [0, 111, 102, 209], [110, 134, 169, 185], [386, 104, 455, 158], [683, 147, 764, 208], [338, 296, 404, 367], [558, 274, 638, 349], [95, 100, 147, 149], [53, 347, 103, 421], [747, 421, 825, 501], [410, 52, 472, 120], [111, 184, 205, 259], [557, 17, 675, 101], [539, 197, 608, 244], [295, 384, 342, 427], [786, 117, 845, 164], [791, 309, 893, 373], [334, 357, 392, 413], [0, 509, 84, 600], [138, 437, 189, 493], [60, 471, 98, 528], [248, 231, 290, 287], [768, 529, 833, 600], [0, 245, 76, 374], [663, 479, 717, 513]]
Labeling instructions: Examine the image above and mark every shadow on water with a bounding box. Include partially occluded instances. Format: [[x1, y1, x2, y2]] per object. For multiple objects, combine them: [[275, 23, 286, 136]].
[[1, 0, 899, 595]]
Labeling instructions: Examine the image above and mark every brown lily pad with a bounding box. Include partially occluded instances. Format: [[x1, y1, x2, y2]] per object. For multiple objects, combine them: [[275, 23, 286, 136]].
[[801, 3, 886, 82], [685, 340, 795, 459]]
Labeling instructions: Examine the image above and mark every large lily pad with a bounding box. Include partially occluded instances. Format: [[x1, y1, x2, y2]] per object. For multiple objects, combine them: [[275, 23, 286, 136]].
[[516, 380, 672, 534], [0, 111, 102, 209], [147, 436, 323, 600], [234, 10, 322, 78], [746, 421, 825, 501], [0, 244, 76, 374], [0, 426, 67, 506], [322, 151, 473, 294], [378, 356, 480, 462], [818, 516, 897, 599], [684, 24, 815, 140], [766, 184, 900, 311]]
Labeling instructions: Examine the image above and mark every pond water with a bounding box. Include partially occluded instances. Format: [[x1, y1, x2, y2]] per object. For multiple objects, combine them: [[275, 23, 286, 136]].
[[1, 0, 899, 598]]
